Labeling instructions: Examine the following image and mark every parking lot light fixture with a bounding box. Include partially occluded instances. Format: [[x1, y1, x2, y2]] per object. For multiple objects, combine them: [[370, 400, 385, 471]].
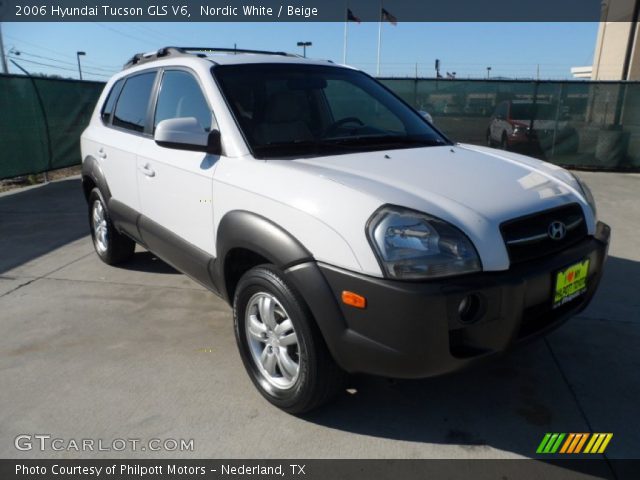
[[296, 41, 312, 58], [77, 51, 86, 80]]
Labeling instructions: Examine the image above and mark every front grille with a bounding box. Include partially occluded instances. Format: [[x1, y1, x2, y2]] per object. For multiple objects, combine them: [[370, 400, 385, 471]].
[[500, 204, 587, 264]]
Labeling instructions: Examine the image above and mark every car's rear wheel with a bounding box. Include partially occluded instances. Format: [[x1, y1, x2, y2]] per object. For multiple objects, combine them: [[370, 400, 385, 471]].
[[233, 265, 347, 413], [88, 188, 135, 265]]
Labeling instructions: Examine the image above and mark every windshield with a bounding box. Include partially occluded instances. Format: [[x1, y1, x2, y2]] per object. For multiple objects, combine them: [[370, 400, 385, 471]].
[[213, 64, 449, 158]]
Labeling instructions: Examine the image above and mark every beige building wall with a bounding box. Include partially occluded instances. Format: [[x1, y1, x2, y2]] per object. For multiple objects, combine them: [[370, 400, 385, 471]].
[[591, 0, 639, 80]]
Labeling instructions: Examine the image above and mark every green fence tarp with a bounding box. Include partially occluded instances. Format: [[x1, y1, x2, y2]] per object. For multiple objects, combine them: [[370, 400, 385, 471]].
[[2, 74, 640, 180], [379, 78, 640, 170], [0, 74, 104, 180]]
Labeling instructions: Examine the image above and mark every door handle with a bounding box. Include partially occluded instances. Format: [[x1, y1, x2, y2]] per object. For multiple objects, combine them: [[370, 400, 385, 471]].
[[97, 148, 107, 159], [139, 164, 156, 177]]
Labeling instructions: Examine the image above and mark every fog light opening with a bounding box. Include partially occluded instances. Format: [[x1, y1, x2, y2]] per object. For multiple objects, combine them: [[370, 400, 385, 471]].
[[458, 294, 480, 324]]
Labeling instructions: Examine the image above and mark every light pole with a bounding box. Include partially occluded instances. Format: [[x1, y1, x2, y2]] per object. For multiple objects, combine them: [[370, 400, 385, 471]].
[[296, 41, 312, 58], [76, 51, 86, 80], [487, 66, 492, 79]]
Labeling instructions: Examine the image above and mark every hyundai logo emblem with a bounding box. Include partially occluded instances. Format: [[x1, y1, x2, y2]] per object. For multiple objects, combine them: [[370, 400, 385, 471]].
[[548, 221, 567, 241]]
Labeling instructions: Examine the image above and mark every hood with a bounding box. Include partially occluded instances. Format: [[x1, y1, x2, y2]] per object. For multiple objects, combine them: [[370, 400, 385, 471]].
[[224, 143, 593, 274], [276, 143, 594, 272], [288, 144, 585, 226]]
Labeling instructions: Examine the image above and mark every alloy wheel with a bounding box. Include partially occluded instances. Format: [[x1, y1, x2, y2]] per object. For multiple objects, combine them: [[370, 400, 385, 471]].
[[245, 292, 300, 390], [92, 200, 109, 254]]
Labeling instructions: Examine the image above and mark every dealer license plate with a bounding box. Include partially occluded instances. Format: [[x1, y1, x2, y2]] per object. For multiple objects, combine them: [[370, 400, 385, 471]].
[[552, 259, 590, 309]]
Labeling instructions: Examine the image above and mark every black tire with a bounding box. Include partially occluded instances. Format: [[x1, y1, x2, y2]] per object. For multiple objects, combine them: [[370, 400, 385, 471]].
[[233, 265, 347, 414], [88, 188, 135, 265], [500, 132, 509, 150]]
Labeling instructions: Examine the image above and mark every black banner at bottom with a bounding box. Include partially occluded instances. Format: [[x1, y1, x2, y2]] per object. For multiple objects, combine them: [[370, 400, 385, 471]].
[[2, 459, 640, 480]]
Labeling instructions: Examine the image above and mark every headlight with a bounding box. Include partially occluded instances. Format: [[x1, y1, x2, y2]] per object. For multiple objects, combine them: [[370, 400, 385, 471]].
[[367, 206, 481, 280], [571, 173, 597, 218], [513, 124, 529, 134]]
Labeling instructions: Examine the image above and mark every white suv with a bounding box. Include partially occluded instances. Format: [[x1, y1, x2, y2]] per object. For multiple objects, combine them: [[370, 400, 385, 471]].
[[81, 47, 610, 413]]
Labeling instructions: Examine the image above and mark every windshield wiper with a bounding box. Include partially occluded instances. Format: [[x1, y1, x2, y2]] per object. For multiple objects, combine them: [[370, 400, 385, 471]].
[[253, 140, 345, 157], [323, 135, 447, 148], [253, 136, 448, 158]]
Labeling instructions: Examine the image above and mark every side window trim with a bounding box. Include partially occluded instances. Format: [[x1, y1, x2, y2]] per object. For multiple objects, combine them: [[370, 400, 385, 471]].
[[101, 78, 125, 126], [108, 68, 159, 137], [145, 70, 163, 136], [153, 66, 218, 133]]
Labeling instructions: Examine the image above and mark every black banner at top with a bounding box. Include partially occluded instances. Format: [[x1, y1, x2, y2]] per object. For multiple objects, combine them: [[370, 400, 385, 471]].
[[0, 0, 638, 22]]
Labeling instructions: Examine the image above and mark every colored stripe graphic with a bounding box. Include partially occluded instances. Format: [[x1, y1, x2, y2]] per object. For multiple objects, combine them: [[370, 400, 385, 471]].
[[559, 433, 575, 453], [538, 433, 612, 454], [568, 433, 584, 453], [536, 433, 552, 454], [584, 433, 614, 453], [544, 433, 559, 453], [598, 434, 613, 454], [574, 433, 589, 453], [550, 433, 565, 453], [584, 433, 599, 453]]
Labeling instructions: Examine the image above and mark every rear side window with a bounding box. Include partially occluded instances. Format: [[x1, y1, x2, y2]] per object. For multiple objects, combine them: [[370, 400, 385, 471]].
[[113, 72, 157, 133], [101, 79, 124, 124], [154, 70, 212, 132]]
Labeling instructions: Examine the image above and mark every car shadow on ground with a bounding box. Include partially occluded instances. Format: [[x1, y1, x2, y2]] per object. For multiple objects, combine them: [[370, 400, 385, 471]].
[[303, 255, 639, 468], [119, 251, 179, 275], [0, 178, 180, 276], [0, 179, 87, 275]]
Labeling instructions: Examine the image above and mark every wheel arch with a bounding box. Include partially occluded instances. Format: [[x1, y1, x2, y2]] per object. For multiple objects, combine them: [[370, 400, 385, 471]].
[[81, 155, 111, 202], [215, 210, 313, 303]]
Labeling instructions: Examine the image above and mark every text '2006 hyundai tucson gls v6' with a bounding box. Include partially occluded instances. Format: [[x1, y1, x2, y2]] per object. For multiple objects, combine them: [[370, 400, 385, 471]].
[[81, 47, 610, 413]]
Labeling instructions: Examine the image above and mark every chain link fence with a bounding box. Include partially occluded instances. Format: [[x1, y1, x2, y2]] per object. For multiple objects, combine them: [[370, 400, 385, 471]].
[[1, 74, 639, 180]]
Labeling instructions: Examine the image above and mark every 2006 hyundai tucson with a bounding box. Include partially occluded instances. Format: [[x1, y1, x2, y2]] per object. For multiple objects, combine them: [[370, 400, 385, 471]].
[[81, 47, 610, 413]]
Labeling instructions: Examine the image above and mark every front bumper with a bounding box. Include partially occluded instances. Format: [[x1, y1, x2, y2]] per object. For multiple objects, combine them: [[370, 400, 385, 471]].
[[286, 222, 610, 378]]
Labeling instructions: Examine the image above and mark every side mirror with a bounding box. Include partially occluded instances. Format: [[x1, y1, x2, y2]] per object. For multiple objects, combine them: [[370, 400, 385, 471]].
[[418, 110, 433, 124], [155, 117, 221, 155]]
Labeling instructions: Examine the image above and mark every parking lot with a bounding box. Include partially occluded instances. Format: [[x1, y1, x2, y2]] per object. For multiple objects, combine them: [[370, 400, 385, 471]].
[[0, 171, 638, 463]]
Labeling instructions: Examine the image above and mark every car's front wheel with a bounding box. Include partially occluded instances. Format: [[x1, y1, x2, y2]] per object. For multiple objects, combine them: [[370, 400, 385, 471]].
[[233, 265, 346, 413], [500, 132, 509, 150], [88, 188, 135, 265]]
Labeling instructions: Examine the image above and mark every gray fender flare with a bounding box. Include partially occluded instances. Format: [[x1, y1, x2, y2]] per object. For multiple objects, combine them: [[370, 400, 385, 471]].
[[214, 210, 349, 366], [214, 210, 313, 300], [81, 155, 111, 202]]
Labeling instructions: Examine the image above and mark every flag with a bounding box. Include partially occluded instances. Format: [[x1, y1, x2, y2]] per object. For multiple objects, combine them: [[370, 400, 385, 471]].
[[381, 8, 397, 25], [347, 8, 361, 23]]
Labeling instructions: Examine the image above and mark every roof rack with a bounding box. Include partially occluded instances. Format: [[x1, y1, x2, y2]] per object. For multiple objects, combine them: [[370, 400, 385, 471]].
[[123, 46, 298, 69]]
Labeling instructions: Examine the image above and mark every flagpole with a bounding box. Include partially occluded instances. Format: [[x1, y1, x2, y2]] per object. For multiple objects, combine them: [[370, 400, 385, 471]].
[[343, 6, 348, 64], [376, 0, 382, 76]]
